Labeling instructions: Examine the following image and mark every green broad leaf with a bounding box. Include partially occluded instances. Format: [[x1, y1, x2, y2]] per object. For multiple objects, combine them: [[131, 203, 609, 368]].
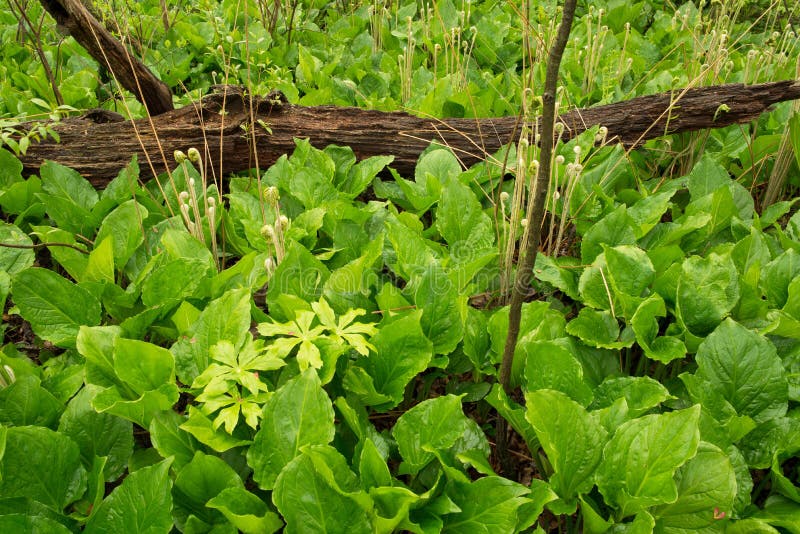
[[0, 375, 62, 428], [683, 186, 736, 248], [791, 111, 800, 172], [289, 168, 339, 209], [727, 445, 753, 515], [724, 518, 781, 533], [631, 295, 687, 364], [159, 228, 215, 268], [591, 376, 672, 418], [488, 301, 566, 361], [91, 383, 179, 429], [83, 235, 115, 283], [760, 199, 799, 229], [358, 438, 393, 490], [273, 445, 373, 533], [578, 246, 654, 320], [643, 213, 712, 250], [12, 267, 101, 348], [173, 451, 242, 531], [580, 205, 637, 264], [141, 258, 213, 307], [265, 241, 330, 317], [676, 253, 740, 338], [566, 308, 633, 350], [651, 442, 736, 532], [334, 397, 391, 464], [340, 367, 394, 407], [0, 497, 77, 531], [522, 341, 593, 406], [207, 487, 283, 534], [0, 271, 8, 322], [210, 251, 270, 299], [247, 370, 335, 490], [414, 262, 465, 355], [516, 479, 560, 531], [392, 169, 439, 213], [609, 511, 656, 533], [94, 200, 148, 269], [38, 160, 99, 235], [58, 387, 133, 481], [84, 458, 173, 534], [0, 514, 72, 533], [179, 407, 251, 452], [97, 156, 140, 210], [114, 338, 175, 394], [442, 476, 531, 533], [0, 175, 43, 217], [753, 495, 800, 533], [685, 319, 787, 424], [393, 394, 481, 475], [370, 485, 424, 533], [417, 148, 461, 184], [462, 307, 491, 371], [344, 310, 432, 410], [322, 235, 383, 312], [596, 405, 701, 518], [0, 426, 86, 510], [0, 148, 23, 188], [534, 254, 581, 300], [0, 222, 34, 274], [435, 175, 494, 261], [384, 215, 438, 281], [31, 226, 88, 282], [604, 245, 655, 299], [525, 390, 607, 506], [40, 357, 84, 403], [687, 154, 731, 199], [77, 325, 125, 390], [485, 385, 539, 453], [627, 189, 676, 238], [149, 411, 201, 470], [171, 288, 251, 384], [762, 249, 800, 309], [338, 155, 394, 198]]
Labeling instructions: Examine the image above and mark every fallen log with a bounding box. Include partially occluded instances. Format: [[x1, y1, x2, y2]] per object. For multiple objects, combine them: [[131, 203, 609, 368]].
[[15, 80, 800, 188], [38, 0, 173, 115]]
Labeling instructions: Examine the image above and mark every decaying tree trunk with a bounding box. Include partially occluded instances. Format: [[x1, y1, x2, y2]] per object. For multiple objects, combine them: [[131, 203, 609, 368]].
[[15, 81, 800, 188], [38, 0, 173, 115]]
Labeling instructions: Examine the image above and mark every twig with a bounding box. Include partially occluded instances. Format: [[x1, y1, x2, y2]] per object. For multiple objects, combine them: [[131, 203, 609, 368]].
[[0, 241, 89, 254], [496, 0, 578, 477]]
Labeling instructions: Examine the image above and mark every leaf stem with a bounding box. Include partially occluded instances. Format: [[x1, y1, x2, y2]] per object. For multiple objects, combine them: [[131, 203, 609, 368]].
[[0, 241, 89, 255]]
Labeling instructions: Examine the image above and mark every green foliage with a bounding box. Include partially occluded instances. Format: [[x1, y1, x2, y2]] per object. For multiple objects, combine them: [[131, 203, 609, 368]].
[[1, 0, 799, 531]]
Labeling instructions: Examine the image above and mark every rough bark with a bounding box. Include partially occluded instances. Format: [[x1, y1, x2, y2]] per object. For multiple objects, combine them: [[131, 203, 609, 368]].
[[15, 80, 800, 188], [38, 0, 173, 115]]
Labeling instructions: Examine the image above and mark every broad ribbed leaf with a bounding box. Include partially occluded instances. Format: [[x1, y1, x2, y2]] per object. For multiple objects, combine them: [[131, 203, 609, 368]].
[[0, 426, 86, 510], [442, 476, 531, 533], [596, 406, 701, 518], [170, 288, 251, 384], [84, 459, 173, 534], [247, 370, 335, 489], [652, 442, 736, 532], [686, 319, 787, 424], [58, 387, 133, 481], [273, 445, 372, 533], [12, 267, 101, 348], [526, 390, 607, 506]]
